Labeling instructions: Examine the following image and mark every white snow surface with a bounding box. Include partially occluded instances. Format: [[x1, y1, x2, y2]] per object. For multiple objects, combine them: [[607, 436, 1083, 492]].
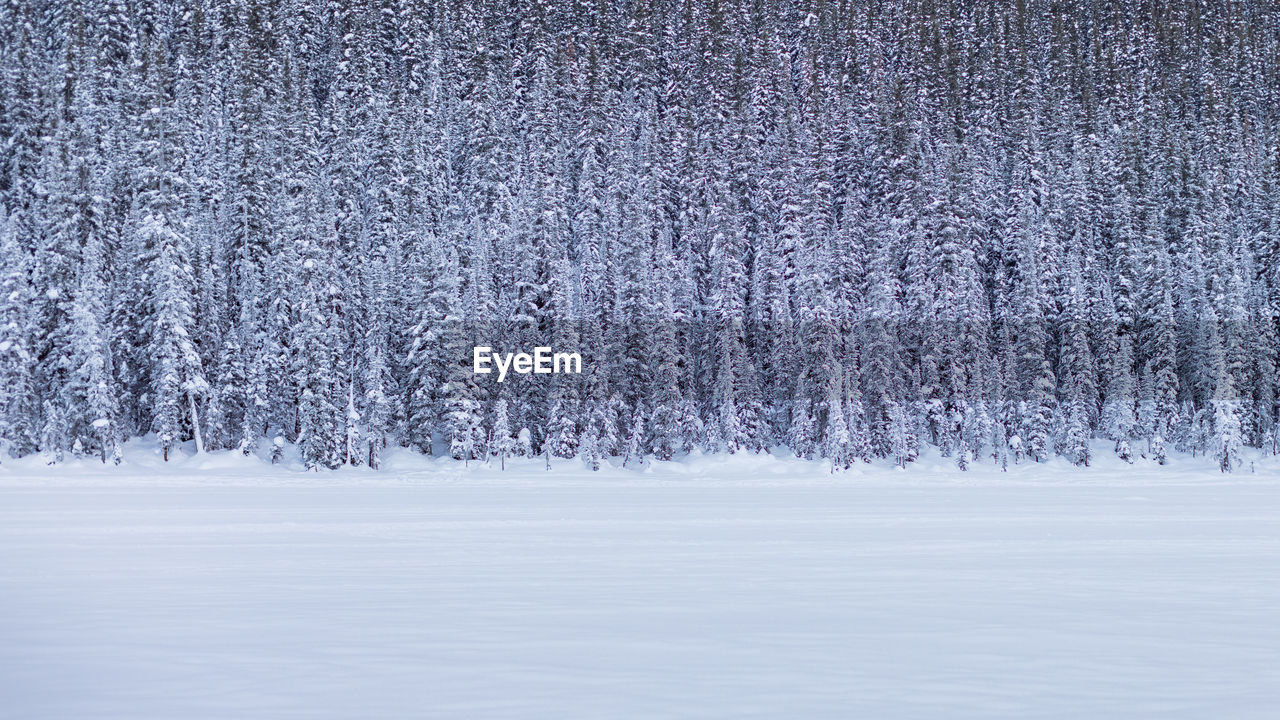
[[2, 441, 1279, 719]]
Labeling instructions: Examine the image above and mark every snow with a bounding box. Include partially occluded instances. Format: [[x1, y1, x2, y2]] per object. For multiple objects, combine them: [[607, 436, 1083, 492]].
[[2, 443, 1279, 719]]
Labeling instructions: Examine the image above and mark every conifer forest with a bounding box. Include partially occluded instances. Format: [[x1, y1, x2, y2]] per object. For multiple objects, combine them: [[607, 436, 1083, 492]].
[[1, 0, 1278, 472]]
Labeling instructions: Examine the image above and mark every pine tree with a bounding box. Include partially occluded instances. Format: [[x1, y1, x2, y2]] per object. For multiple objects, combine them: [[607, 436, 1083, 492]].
[[0, 213, 37, 458], [889, 402, 918, 469], [579, 424, 602, 472], [67, 222, 121, 463], [1058, 251, 1096, 466], [622, 403, 645, 468], [822, 379, 854, 470], [404, 236, 457, 456], [545, 398, 578, 459], [516, 427, 534, 459], [1204, 306, 1244, 473], [705, 189, 750, 454], [292, 179, 346, 470], [132, 39, 207, 461], [490, 398, 515, 470], [1138, 210, 1180, 463]]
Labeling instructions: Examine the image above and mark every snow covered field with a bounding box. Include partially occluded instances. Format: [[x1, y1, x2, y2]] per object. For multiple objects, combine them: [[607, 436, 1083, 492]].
[[2, 447, 1279, 719]]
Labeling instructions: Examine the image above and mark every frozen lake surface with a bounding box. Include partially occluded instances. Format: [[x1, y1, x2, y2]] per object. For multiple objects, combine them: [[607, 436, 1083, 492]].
[[2, 456, 1279, 718]]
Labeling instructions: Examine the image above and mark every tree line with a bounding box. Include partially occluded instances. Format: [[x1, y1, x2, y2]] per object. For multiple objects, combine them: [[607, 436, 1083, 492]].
[[1, 0, 1277, 471]]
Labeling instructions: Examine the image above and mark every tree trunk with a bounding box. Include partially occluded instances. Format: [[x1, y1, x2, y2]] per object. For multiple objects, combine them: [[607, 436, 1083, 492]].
[[189, 394, 204, 454]]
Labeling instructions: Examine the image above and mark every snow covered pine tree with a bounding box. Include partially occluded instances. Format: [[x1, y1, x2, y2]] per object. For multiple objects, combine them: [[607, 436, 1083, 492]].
[[0, 0, 1275, 472]]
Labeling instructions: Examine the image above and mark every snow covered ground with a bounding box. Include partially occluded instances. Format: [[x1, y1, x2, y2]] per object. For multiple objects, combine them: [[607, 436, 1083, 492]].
[[2, 443, 1279, 719]]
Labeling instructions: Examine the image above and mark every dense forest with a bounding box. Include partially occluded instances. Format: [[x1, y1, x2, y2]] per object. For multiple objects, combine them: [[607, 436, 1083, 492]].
[[1, 0, 1278, 471]]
